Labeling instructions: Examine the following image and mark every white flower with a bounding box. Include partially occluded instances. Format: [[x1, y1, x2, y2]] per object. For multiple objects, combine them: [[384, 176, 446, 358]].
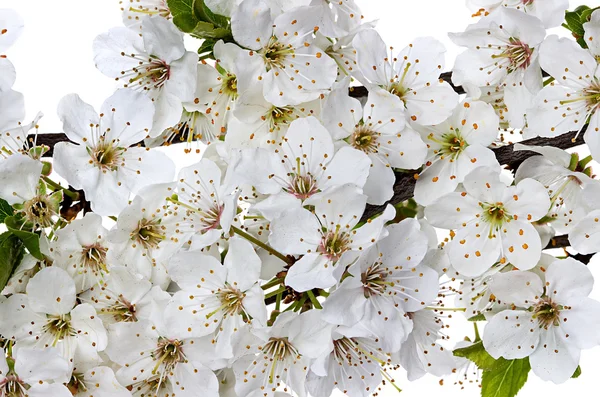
[[413, 100, 500, 206], [306, 325, 388, 397], [107, 183, 185, 287], [425, 166, 550, 277], [164, 237, 267, 357], [93, 17, 198, 136], [568, 205, 600, 255], [185, 40, 263, 142], [514, 144, 597, 234], [0, 9, 24, 53], [526, 21, 600, 159], [0, 89, 42, 154], [322, 219, 438, 352], [449, 8, 545, 129], [0, 347, 72, 397], [353, 29, 459, 125], [0, 267, 107, 367], [225, 83, 320, 147], [232, 116, 371, 204], [306, 0, 364, 38], [231, 0, 338, 106], [270, 184, 395, 291], [48, 213, 110, 293], [54, 90, 175, 216], [466, 0, 569, 28], [1, 254, 41, 295], [80, 266, 156, 324], [105, 319, 219, 397], [322, 82, 427, 205], [392, 310, 456, 381], [120, 0, 170, 30], [171, 158, 238, 249], [483, 258, 600, 383], [232, 311, 335, 397]]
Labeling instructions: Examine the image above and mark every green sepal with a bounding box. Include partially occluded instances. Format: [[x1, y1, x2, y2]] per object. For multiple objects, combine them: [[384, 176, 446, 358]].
[[41, 161, 53, 176], [572, 365, 582, 378], [4, 216, 44, 260], [0, 198, 14, 223], [29, 145, 50, 159], [0, 231, 25, 291], [468, 313, 486, 322]]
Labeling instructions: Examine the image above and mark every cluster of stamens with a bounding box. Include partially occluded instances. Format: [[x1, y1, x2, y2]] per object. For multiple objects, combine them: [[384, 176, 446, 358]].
[[481, 202, 511, 230], [80, 243, 109, 274], [131, 218, 166, 250], [214, 285, 245, 318], [493, 38, 533, 74], [152, 338, 186, 375], [361, 263, 390, 298], [350, 125, 379, 154], [22, 195, 57, 228], [102, 296, 137, 322], [286, 174, 319, 199], [260, 37, 294, 70], [126, 57, 171, 91], [432, 129, 468, 159], [89, 140, 125, 172], [42, 314, 75, 346], [221, 74, 239, 100], [532, 297, 562, 329], [0, 373, 28, 397], [318, 228, 351, 261]]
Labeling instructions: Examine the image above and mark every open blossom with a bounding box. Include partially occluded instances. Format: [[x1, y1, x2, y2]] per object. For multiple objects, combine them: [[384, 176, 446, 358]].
[[353, 29, 459, 126], [233, 311, 335, 397], [514, 144, 598, 234], [466, 0, 569, 28], [0, 347, 72, 397], [527, 13, 600, 159], [450, 8, 545, 129], [413, 100, 500, 206], [164, 237, 267, 358], [48, 213, 110, 293], [307, 325, 388, 397], [270, 184, 395, 291], [231, 0, 338, 106], [70, 366, 131, 397], [425, 166, 550, 277], [0, 267, 107, 367], [93, 17, 198, 136], [53, 90, 175, 216], [322, 82, 427, 204], [232, 116, 371, 205], [322, 219, 438, 352], [483, 259, 600, 383], [0, 89, 43, 156]]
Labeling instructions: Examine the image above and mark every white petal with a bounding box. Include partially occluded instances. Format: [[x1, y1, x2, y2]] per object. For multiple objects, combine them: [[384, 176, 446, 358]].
[[27, 383, 73, 397], [530, 327, 580, 384], [26, 267, 76, 315], [0, 9, 24, 52], [100, 89, 155, 146], [70, 303, 108, 352], [489, 270, 543, 307], [448, 222, 502, 277], [501, 221, 542, 271], [167, 251, 226, 290], [285, 254, 338, 292], [171, 362, 219, 397], [362, 156, 395, 205], [225, 237, 261, 292], [321, 276, 366, 326], [570, 210, 600, 254], [321, 146, 371, 191], [352, 29, 390, 86], [424, 192, 481, 230], [462, 166, 506, 202], [269, 208, 322, 255], [545, 258, 593, 303], [141, 17, 185, 63], [79, 366, 131, 397], [289, 310, 335, 359], [231, 0, 273, 50], [483, 310, 539, 359], [0, 155, 42, 204], [540, 35, 597, 89], [57, 94, 100, 145], [406, 84, 459, 126], [14, 347, 70, 384]]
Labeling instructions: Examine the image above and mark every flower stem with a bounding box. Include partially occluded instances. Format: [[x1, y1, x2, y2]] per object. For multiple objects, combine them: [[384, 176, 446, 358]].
[[231, 225, 294, 265], [425, 306, 466, 312], [261, 277, 283, 290], [42, 176, 79, 200], [264, 286, 287, 300]]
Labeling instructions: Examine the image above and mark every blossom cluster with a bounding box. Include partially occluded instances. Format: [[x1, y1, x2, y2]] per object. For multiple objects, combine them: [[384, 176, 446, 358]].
[[1, 1, 600, 397]]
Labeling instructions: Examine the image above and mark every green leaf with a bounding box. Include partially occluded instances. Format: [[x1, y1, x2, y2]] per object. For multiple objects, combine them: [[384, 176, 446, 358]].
[[167, 0, 231, 41], [453, 341, 497, 371], [565, 10, 585, 37], [193, 0, 229, 29], [0, 232, 25, 291], [0, 198, 14, 223], [167, 0, 198, 32], [481, 358, 531, 397], [198, 38, 219, 59], [4, 216, 43, 260], [572, 366, 582, 378]]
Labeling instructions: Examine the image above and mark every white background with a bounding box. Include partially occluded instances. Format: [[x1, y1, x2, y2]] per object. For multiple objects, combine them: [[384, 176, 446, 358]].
[[2, 0, 599, 396]]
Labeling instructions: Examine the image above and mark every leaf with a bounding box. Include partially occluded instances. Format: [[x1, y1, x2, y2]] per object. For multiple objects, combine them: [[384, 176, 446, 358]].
[[565, 10, 585, 37], [481, 358, 531, 397], [453, 341, 497, 371], [193, 0, 229, 29], [4, 216, 43, 260], [0, 198, 14, 223], [572, 366, 582, 378], [0, 232, 25, 291], [167, 0, 231, 41]]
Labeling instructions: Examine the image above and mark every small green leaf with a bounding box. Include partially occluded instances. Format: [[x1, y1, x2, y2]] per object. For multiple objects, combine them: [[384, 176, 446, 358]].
[[0, 232, 25, 291], [565, 10, 585, 37], [190, 21, 231, 39], [0, 198, 14, 223], [453, 341, 497, 371], [5, 216, 43, 260], [481, 357, 531, 397], [193, 0, 229, 29], [167, 0, 200, 32], [167, 0, 231, 41], [572, 365, 582, 378]]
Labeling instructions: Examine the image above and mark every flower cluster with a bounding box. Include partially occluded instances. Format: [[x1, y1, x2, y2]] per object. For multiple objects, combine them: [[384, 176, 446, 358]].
[[2, 2, 600, 397]]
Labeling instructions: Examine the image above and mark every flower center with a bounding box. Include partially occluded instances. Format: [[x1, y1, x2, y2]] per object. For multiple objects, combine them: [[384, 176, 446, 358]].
[[262, 337, 299, 362], [0, 374, 28, 397], [318, 228, 351, 261], [492, 38, 533, 73], [221, 74, 238, 100], [481, 202, 511, 229], [389, 82, 411, 104], [286, 174, 319, 200], [332, 337, 360, 364], [89, 141, 124, 172], [42, 314, 75, 345], [22, 195, 57, 228], [197, 203, 223, 231], [361, 263, 389, 298], [102, 296, 137, 322], [66, 373, 87, 395], [80, 243, 109, 274], [261, 38, 294, 70], [582, 80, 600, 110], [215, 285, 245, 317], [350, 125, 379, 154], [532, 297, 562, 329], [131, 218, 165, 250], [129, 57, 171, 90], [152, 338, 186, 374], [431, 130, 468, 158], [126, 1, 171, 19]]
